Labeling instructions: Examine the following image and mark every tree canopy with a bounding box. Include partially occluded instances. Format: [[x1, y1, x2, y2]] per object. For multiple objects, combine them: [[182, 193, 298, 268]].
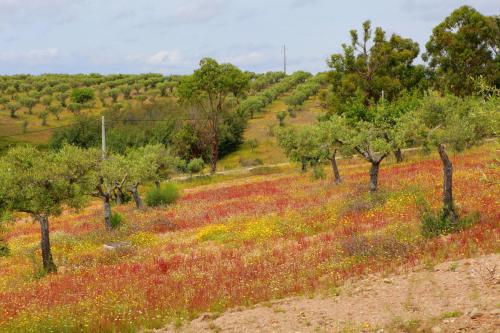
[[423, 5, 500, 96]]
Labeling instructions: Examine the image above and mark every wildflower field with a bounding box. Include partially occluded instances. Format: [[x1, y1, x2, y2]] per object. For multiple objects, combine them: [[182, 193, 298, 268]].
[[0, 144, 498, 332]]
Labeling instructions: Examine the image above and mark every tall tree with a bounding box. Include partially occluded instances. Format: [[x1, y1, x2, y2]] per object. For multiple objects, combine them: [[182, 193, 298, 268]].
[[178, 58, 250, 173], [328, 20, 422, 107], [423, 6, 499, 96]]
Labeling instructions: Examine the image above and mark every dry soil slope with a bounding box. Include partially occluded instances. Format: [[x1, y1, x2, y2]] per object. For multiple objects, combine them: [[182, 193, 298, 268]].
[[158, 254, 500, 333]]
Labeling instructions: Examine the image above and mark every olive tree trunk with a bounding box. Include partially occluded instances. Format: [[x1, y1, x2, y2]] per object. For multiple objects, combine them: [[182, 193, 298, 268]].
[[438, 144, 458, 222], [301, 160, 307, 173], [103, 193, 112, 230], [369, 161, 381, 192], [394, 148, 403, 163], [130, 184, 143, 210], [331, 149, 341, 184], [37, 215, 56, 273]]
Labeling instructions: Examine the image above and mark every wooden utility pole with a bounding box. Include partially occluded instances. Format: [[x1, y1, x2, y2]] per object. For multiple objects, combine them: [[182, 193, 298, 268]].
[[101, 116, 106, 160]]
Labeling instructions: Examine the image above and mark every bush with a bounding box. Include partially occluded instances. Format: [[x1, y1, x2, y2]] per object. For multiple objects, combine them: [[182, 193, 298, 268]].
[[146, 183, 180, 207], [0, 240, 9, 257], [187, 158, 204, 175], [421, 210, 480, 238], [110, 212, 123, 230], [312, 165, 325, 179]]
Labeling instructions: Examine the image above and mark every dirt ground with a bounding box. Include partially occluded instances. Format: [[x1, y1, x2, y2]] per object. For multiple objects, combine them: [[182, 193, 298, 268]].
[[157, 254, 500, 333]]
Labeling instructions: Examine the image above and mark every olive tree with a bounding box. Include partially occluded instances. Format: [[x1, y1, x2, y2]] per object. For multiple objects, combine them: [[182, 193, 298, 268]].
[[317, 116, 353, 184], [6, 101, 20, 118], [0, 145, 98, 272], [401, 92, 498, 221], [20, 96, 37, 115], [125, 145, 178, 209], [91, 154, 128, 229], [277, 126, 324, 173]]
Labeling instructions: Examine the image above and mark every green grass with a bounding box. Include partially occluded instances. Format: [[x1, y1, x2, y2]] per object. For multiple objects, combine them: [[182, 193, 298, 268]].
[[218, 91, 325, 169]]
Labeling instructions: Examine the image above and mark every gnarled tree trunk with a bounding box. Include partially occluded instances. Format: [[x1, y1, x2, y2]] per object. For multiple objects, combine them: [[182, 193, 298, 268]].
[[37, 215, 56, 273], [301, 159, 307, 173], [369, 161, 381, 192], [394, 148, 403, 163], [130, 184, 143, 210], [103, 193, 112, 230], [331, 149, 341, 184], [438, 144, 458, 222]]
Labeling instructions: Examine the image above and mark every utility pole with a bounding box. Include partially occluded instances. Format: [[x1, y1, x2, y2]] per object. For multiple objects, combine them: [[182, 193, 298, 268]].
[[283, 44, 287, 75], [101, 115, 106, 160]]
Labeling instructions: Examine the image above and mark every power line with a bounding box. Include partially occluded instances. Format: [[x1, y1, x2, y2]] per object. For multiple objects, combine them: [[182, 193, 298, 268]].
[[0, 115, 238, 139]]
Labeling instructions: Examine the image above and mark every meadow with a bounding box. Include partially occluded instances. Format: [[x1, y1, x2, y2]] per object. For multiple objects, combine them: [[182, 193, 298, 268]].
[[0, 143, 497, 332]]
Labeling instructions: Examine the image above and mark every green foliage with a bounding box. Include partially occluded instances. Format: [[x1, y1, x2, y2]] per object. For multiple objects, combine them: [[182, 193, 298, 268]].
[[110, 212, 123, 230], [238, 71, 310, 118], [71, 87, 95, 104], [421, 210, 480, 238], [0, 240, 9, 257], [328, 20, 423, 107], [400, 92, 499, 152], [312, 165, 325, 180], [145, 183, 180, 207], [423, 6, 499, 96], [51, 101, 179, 154], [177, 58, 251, 171], [277, 125, 324, 168], [19, 96, 37, 114], [187, 158, 204, 175], [276, 110, 287, 126], [284, 73, 326, 110], [0, 145, 99, 218]]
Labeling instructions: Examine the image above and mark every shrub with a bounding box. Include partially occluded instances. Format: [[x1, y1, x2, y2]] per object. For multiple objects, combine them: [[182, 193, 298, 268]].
[[146, 183, 180, 207], [247, 139, 259, 151], [187, 158, 204, 175], [276, 111, 287, 126], [0, 240, 9, 257], [312, 165, 325, 179], [420, 210, 480, 238], [110, 212, 123, 229]]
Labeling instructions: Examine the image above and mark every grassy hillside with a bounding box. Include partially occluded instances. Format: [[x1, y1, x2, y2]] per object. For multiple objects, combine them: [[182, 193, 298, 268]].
[[218, 91, 325, 169], [0, 143, 497, 331]]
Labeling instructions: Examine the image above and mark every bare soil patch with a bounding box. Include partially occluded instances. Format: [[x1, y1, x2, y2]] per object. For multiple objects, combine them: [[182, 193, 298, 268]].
[[158, 254, 499, 332]]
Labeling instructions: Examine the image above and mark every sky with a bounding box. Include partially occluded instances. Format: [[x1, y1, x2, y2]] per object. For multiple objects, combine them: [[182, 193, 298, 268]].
[[0, 0, 498, 75]]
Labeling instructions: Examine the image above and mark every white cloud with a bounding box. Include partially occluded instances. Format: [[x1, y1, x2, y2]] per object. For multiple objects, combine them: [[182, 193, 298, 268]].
[[147, 50, 185, 66], [0, 0, 84, 31], [0, 48, 59, 63]]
